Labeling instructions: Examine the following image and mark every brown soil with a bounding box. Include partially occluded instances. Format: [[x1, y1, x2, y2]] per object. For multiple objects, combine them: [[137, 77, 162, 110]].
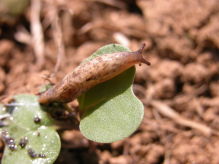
[[0, 0, 219, 163]]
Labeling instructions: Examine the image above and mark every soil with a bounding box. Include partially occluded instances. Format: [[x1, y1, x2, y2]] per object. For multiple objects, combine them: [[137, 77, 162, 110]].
[[0, 0, 219, 163]]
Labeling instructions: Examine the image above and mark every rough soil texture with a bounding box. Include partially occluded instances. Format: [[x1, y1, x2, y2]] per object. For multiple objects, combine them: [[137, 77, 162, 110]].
[[0, 0, 219, 163]]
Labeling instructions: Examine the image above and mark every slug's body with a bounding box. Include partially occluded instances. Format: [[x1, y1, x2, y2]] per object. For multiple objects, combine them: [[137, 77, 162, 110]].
[[39, 44, 150, 104]]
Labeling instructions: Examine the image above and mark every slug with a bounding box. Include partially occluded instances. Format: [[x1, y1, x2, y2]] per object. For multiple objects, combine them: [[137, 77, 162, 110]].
[[39, 43, 150, 104]]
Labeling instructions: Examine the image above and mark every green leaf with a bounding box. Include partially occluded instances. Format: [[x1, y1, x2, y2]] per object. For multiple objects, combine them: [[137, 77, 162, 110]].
[[1, 94, 61, 164], [78, 44, 144, 143], [2, 126, 61, 164], [12, 94, 54, 131]]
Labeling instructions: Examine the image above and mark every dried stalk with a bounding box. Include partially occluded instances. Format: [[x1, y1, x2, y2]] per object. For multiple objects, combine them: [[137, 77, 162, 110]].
[[30, 0, 45, 69], [151, 100, 218, 136], [51, 2, 65, 75]]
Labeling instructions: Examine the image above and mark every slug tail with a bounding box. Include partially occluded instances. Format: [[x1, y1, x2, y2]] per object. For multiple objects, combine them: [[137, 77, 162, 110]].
[[135, 43, 151, 65]]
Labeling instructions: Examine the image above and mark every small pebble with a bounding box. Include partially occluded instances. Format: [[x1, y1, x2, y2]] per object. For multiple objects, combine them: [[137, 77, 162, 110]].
[[27, 148, 46, 159], [34, 116, 41, 123], [27, 148, 38, 158], [38, 153, 46, 158], [19, 137, 28, 148], [8, 143, 17, 151]]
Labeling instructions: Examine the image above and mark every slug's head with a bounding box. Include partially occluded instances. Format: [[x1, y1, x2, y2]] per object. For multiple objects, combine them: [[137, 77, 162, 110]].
[[135, 43, 151, 65]]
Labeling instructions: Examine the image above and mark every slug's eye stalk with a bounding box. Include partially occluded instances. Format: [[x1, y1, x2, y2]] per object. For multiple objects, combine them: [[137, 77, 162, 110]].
[[135, 43, 151, 65], [138, 43, 146, 54]]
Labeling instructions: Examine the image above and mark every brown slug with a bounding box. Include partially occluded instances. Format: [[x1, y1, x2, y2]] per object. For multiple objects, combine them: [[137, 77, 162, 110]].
[[39, 43, 150, 104]]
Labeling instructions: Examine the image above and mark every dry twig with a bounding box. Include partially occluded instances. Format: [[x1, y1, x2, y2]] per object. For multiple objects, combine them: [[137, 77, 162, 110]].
[[113, 32, 130, 47], [43, 0, 65, 76], [150, 100, 218, 136], [51, 3, 65, 75], [14, 26, 32, 45], [30, 0, 45, 69]]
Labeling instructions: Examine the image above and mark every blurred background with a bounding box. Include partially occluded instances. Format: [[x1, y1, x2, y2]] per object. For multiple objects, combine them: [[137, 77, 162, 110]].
[[0, 0, 219, 163]]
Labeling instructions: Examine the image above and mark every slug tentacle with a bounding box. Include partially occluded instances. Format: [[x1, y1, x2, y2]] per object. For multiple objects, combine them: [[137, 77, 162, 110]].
[[133, 43, 150, 65], [39, 43, 150, 104]]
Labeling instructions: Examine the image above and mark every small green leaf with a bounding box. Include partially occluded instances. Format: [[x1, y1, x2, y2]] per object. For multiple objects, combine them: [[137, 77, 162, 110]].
[[1, 94, 61, 164], [12, 94, 54, 131], [2, 126, 61, 164], [78, 44, 144, 143]]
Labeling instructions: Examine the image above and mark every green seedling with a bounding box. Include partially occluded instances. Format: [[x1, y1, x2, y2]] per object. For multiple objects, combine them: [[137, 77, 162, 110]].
[[0, 44, 149, 164], [0, 95, 60, 164]]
